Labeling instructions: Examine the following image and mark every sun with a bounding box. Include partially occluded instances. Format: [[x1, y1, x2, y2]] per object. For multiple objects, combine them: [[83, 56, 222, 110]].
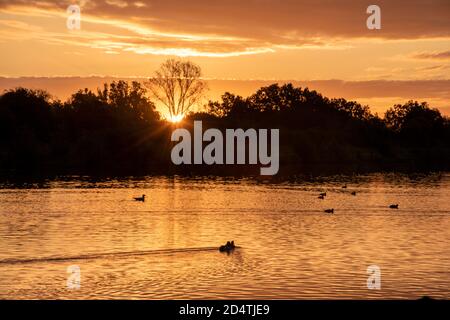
[[169, 114, 184, 123]]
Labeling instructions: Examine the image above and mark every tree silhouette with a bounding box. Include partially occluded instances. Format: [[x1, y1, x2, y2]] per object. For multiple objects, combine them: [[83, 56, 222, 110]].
[[0, 82, 448, 175], [145, 59, 207, 120], [0, 88, 56, 168], [385, 101, 444, 132], [384, 100, 447, 145], [97, 80, 159, 123]]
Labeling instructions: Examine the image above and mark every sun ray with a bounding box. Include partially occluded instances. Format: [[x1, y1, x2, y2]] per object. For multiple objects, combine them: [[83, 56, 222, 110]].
[[169, 114, 184, 123]]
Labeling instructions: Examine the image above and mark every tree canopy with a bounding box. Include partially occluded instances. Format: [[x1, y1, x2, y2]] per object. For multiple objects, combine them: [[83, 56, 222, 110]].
[[0, 81, 448, 175]]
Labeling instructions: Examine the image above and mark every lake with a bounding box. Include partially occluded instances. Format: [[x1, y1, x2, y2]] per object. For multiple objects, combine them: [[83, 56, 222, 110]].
[[0, 173, 449, 299]]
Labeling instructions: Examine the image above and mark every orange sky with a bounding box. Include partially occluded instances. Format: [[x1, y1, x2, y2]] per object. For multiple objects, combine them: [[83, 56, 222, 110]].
[[0, 0, 449, 115]]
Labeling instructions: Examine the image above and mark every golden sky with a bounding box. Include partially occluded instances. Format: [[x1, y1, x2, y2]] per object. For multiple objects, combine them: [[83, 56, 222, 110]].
[[0, 0, 449, 114]]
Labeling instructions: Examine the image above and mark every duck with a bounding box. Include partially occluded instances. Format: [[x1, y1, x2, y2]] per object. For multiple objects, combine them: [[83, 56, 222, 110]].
[[219, 240, 236, 252], [134, 195, 146, 202], [324, 208, 334, 214], [318, 195, 325, 199], [389, 204, 399, 209], [319, 192, 327, 197], [351, 191, 356, 196], [342, 185, 347, 189]]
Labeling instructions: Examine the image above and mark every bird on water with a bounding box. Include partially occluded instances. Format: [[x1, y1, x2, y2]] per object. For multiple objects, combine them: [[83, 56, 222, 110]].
[[219, 241, 236, 252], [134, 195, 146, 202]]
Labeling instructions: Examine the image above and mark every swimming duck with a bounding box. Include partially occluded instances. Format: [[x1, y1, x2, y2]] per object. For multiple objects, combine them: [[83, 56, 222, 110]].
[[351, 191, 356, 196], [134, 195, 146, 202], [219, 240, 236, 252], [319, 192, 327, 197], [342, 185, 347, 189], [318, 195, 325, 199], [324, 209, 334, 214], [389, 204, 399, 209]]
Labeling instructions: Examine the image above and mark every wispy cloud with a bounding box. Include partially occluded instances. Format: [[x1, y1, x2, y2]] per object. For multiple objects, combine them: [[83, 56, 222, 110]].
[[0, 0, 449, 85], [0, 0, 449, 58], [411, 50, 450, 60]]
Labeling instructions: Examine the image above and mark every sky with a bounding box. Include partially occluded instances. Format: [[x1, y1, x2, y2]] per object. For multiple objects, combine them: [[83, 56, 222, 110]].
[[0, 0, 449, 115]]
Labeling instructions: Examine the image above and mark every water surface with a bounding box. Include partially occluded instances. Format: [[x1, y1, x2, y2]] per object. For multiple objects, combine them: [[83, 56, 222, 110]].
[[0, 173, 449, 299]]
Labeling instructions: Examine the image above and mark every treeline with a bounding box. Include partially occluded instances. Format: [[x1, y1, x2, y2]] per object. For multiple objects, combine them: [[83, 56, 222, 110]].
[[0, 81, 169, 173], [0, 81, 449, 175]]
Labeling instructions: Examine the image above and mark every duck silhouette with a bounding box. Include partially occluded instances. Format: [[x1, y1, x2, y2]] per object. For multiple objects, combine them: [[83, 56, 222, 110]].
[[318, 195, 325, 199], [134, 195, 146, 202], [219, 240, 236, 252], [319, 192, 327, 197], [324, 209, 334, 214], [351, 191, 356, 196], [389, 204, 399, 209]]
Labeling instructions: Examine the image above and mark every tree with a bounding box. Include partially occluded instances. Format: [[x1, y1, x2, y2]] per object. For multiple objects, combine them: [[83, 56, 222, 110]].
[[97, 80, 159, 123], [0, 88, 56, 168], [145, 59, 207, 120], [0, 88, 55, 140], [384, 100, 446, 146], [207, 92, 249, 118], [384, 101, 444, 132], [248, 83, 303, 112], [331, 98, 372, 121]]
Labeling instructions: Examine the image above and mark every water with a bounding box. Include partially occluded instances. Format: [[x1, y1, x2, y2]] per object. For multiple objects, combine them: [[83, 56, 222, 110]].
[[0, 173, 449, 299]]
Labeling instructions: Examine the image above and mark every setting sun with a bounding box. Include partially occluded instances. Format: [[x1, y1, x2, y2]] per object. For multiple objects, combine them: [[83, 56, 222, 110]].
[[169, 114, 184, 123]]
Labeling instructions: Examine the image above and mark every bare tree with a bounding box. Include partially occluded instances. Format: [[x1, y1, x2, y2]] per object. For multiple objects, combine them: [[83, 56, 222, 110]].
[[145, 59, 207, 120]]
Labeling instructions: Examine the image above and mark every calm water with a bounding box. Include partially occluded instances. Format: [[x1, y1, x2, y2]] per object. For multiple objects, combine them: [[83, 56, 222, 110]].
[[0, 173, 449, 299]]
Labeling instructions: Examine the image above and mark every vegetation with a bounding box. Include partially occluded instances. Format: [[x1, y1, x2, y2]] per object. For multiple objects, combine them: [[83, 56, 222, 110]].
[[145, 59, 207, 122], [0, 80, 449, 176]]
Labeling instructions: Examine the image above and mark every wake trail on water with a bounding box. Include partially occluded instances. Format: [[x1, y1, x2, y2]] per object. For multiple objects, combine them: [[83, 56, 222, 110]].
[[0, 246, 240, 265]]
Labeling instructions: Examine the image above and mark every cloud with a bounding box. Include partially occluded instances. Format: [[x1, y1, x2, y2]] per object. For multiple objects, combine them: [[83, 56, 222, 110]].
[[0, 0, 449, 57], [105, 0, 128, 8], [411, 50, 450, 60], [302, 79, 450, 100]]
